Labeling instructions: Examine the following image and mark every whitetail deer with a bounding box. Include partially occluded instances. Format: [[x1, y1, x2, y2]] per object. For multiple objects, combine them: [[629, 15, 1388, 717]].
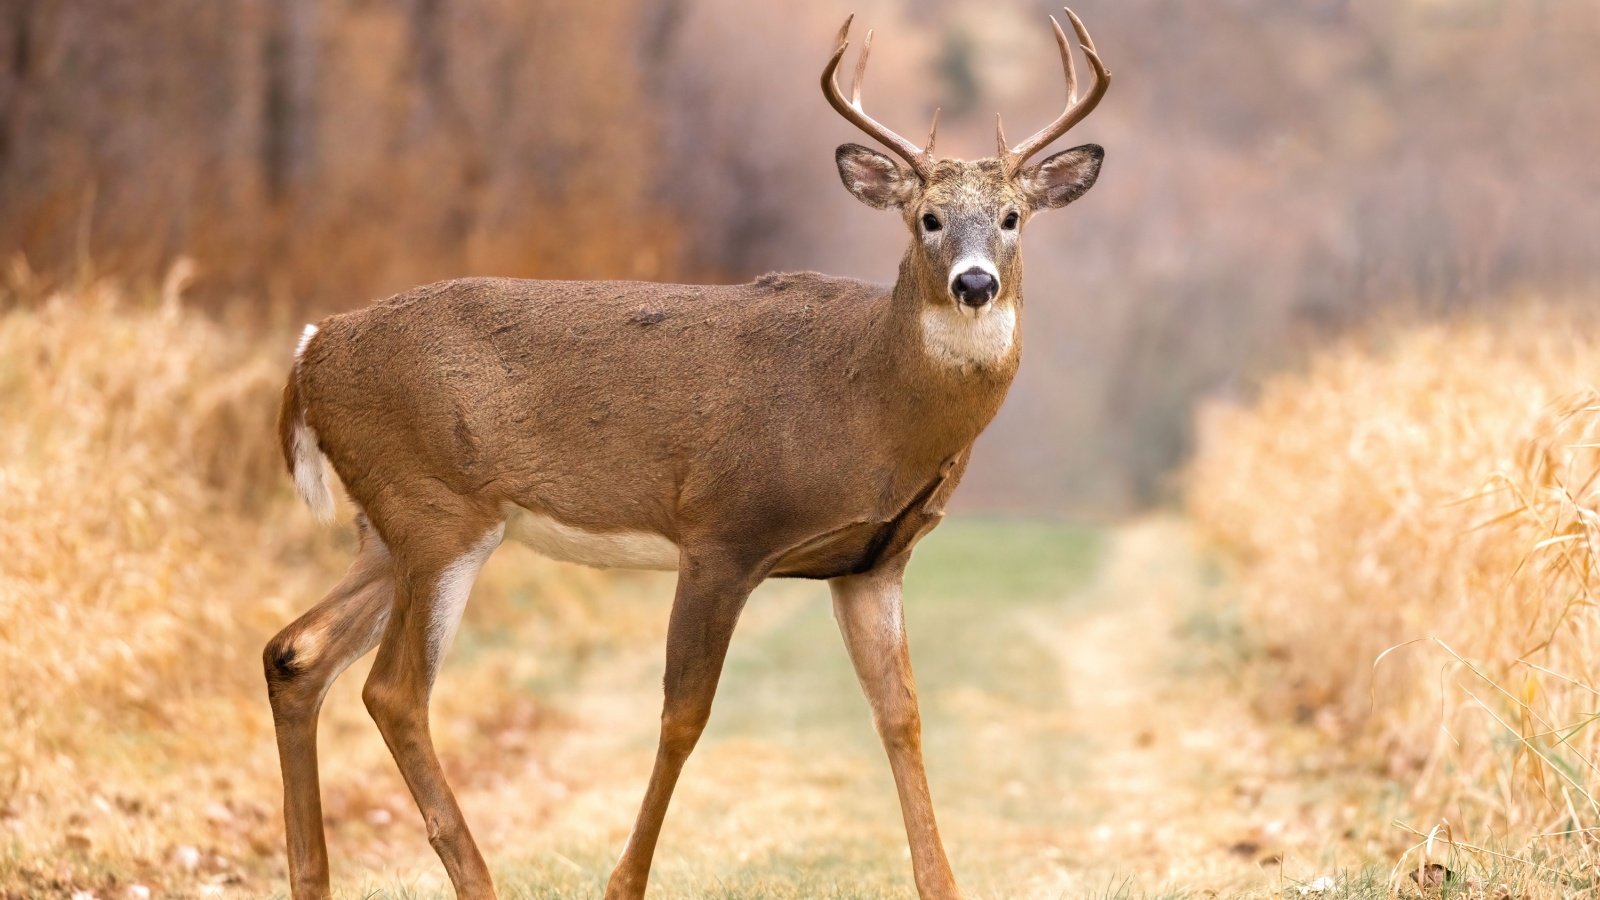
[[264, 9, 1107, 899]]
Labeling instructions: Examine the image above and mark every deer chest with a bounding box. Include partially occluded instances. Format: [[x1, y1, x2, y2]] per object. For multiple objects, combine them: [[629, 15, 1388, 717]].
[[769, 452, 966, 579]]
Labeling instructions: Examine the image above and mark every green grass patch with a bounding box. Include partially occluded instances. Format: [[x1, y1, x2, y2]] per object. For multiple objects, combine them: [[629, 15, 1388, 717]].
[[714, 518, 1101, 740]]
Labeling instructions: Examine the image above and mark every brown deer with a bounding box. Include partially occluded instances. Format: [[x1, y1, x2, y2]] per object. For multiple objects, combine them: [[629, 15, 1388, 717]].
[[264, 9, 1108, 899]]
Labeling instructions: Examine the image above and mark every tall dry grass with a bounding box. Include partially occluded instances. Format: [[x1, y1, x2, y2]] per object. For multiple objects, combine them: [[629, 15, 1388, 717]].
[[0, 269, 632, 897], [1188, 303, 1600, 885], [0, 265, 320, 895]]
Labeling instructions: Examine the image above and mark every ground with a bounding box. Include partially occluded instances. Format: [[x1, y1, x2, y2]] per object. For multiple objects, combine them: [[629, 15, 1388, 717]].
[[286, 518, 1396, 899]]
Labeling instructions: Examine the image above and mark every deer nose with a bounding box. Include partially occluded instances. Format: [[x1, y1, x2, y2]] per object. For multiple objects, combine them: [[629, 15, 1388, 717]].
[[951, 268, 998, 307]]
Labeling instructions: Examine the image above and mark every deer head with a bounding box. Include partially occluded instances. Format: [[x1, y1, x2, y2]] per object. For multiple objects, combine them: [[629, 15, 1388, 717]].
[[823, 9, 1107, 319]]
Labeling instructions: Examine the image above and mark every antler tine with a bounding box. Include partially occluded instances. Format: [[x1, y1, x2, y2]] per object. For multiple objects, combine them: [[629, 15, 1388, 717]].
[[1052, 15, 1078, 105], [851, 29, 872, 108], [925, 107, 940, 156], [1065, 6, 1098, 56], [821, 15, 935, 179], [999, 6, 1110, 176]]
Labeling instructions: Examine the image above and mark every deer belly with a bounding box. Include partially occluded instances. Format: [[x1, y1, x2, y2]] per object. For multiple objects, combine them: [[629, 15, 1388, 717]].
[[502, 506, 679, 571]]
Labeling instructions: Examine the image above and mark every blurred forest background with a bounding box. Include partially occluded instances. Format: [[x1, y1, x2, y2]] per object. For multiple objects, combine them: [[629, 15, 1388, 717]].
[[10, 2, 1600, 896], [4, 0, 1598, 510]]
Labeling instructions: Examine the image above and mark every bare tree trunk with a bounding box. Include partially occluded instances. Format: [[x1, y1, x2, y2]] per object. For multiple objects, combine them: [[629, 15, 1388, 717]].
[[260, 0, 316, 203], [0, 0, 42, 178]]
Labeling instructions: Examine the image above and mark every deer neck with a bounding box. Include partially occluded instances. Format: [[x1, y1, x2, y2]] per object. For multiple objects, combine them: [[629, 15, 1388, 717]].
[[872, 250, 1021, 463]]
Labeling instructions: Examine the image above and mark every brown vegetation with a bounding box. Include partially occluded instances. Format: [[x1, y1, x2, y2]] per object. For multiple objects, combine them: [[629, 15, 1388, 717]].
[[1189, 302, 1600, 885], [0, 268, 323, 893]]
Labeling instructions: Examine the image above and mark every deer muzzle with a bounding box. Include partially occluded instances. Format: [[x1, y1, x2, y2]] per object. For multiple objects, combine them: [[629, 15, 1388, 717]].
[[951, 265, 999, 308]]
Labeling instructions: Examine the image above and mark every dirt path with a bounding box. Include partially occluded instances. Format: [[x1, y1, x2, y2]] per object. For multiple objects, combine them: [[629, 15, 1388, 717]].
[[336, 519, 1369, 898], [1019, 520, 1349, 897]]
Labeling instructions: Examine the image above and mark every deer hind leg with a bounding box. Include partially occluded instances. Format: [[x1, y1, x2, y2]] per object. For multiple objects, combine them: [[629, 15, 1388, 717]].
[[604, 551, 763, 900], [831, 556, 961, 900], [264, 519, 395, 900], [361, 511, 505, 899]]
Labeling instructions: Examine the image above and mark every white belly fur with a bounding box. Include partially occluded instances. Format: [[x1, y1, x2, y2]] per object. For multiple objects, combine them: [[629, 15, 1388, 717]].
[[502, 505, 680, 571]]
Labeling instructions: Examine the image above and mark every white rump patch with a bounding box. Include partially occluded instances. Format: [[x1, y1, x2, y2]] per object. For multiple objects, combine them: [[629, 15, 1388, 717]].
[[428, 524, 505, 666], [288, 323, 334, 521], [503, 505, 680, 571], [920, 301, 1017, 372], [295, 323, 319, 361], [290, 417, 335, 522]]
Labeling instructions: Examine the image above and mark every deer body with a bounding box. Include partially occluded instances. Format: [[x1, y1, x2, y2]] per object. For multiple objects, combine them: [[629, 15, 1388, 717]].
[[291, 269, 1011, 580], [265, 10, 1108, 900]]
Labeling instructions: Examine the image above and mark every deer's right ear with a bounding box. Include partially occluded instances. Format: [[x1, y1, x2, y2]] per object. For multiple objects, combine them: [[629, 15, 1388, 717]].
[[836, 144, 919, 209]]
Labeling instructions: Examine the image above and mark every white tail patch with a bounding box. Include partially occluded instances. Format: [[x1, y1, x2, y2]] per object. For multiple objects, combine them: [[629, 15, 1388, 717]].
[[290, 323, 334, 522], [291, 417, 335, 522], [295, 323, 319, 360]]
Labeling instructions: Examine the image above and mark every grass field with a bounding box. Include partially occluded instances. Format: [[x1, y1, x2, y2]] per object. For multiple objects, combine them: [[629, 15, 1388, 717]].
[[366, 518, 1109, 899], [303, 518, 1402, 900]]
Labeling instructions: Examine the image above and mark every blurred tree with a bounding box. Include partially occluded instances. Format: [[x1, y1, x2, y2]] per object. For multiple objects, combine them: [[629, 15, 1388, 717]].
[[934, 29, 980, 119]]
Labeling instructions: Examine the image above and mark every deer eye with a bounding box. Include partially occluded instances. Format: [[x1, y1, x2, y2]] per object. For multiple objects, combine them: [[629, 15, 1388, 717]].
[[1001, 211, 1020, 230], [920, 213, 943, 233]]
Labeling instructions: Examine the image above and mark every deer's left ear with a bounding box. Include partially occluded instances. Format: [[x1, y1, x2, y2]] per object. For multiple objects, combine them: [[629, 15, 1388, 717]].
[[1019, 144, 1103, 210]]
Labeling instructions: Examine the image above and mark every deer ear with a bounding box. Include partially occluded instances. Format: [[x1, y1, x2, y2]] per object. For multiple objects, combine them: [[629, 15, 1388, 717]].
[[836, 144, 919, 209], [1019, 144, 1103, 210]]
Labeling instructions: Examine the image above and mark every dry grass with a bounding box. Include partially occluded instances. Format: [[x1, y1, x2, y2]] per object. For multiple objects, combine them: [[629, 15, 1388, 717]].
[[0, 269, 627, 897], [1188, 301, 1600, 891], [0, 264, 319, 896]]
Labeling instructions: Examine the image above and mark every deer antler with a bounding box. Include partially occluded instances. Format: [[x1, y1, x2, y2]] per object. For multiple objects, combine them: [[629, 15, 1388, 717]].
[[997, 8, 1109, 176], [822, 15, 938, 181]]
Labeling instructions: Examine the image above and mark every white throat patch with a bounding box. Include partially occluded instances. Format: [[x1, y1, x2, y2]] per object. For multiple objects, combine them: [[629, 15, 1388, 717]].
[[920, 301, 1017, 372]]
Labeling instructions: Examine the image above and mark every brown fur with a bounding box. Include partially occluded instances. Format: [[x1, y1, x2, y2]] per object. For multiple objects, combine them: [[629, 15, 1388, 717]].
[[289, 268, 1009, 573]]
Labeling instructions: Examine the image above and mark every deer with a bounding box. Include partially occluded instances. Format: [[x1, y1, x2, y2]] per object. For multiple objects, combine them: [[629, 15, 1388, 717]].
[[263, 9, 1107, 899]]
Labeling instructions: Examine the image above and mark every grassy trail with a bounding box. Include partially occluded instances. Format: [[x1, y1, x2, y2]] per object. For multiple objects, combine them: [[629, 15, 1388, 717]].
[[322, 520, 1370, 899]]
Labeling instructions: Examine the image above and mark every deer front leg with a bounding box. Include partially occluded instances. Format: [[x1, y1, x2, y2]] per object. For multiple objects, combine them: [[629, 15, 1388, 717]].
[[604, 551, 762, 900], [831, 555, 961, 900]]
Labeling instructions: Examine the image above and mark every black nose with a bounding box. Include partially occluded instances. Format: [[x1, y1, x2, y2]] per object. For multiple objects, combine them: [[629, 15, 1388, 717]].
[[952, 268, 998, 307]]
